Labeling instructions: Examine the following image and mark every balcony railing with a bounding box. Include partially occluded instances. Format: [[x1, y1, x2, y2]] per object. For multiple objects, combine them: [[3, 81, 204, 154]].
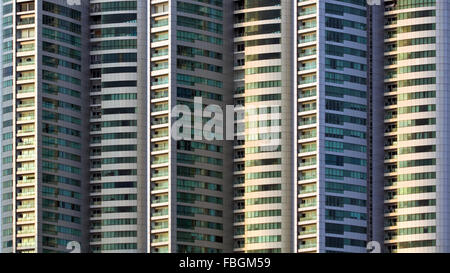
[[18, 18, 35, 25], [17, 44, 35, 52], [152, 196, 169, 204], [299, 243, 317, 249]]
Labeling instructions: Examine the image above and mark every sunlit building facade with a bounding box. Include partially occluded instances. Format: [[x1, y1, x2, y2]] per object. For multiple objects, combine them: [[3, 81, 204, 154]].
[[296, 0, 370, 253], [3, 0, 450, 254], [381, 0, 450, 253], [232, 0, 294, 253], [1, 0, 90, 253], [147, 0, 234, 253]]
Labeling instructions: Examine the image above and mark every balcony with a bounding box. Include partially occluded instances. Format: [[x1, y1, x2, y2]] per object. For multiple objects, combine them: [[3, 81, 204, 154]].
[[151, 33, 169, 43], [17, 74, 35, 81], [299, 63, 317, 71], [152, 130, 169, 139], [152, 236, 169, 244], [151, 48, 169, 58], [299, 186, 316, 194], [299, 105, 316, 112], [152, 157, 169, 165], [152, 169, 169, 178], [298, 35, 316, 44], [17, 3, 35, 13], [17, 242, 36, 249], [17, 228, 35, 235], [17, 17, 35, 26], [17, 87, 35, 94], [299, 89, 317, 99], [299, 131, 317, 140], [299, 200, 317, 208], [17, 165, 35, 172], [17, 141, 35, 147], [152, 246, 169, 253], [152, 208, 169, 217], [299, 48, 317, 58], [17, 102, 35, 109], [152, 19, 169, 28], [300, 146, 316, 153], [299, 174, 317, 181], [151, 63, 169, 71], [17, 190, 35, 198], [152, 90, 168, 99], [299, 21, 317, 30], [152, 117, 169, 126], [17, 216, 35, 223], [17, 44, 35, 52], [17, 179, 35, 186], [299, 228, 317, 236], [17, 115, 35, 122], [299, 8, 316, 17], [299, 76, 317, 85], [152, 104, 169, 113], [299, 117, 317, 126], [17, 154, 34, 160], [152, 182, 169, 191], [299, 242, 317, 249], [151, 77, 169, 86], [17, 60, 35, 67], [17, 203, 35, 210], [152, 222, 169, 230], [299, 159, 316, 168], [152, 144, 169, 152], [152, 195, 169, 204]]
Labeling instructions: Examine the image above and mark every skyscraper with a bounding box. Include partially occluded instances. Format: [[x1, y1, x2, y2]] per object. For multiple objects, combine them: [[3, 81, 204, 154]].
[[296, 0, 370, 253], [1, 0, 90, 253], [232, 0, 294, 253], [147, 0, 234, 253], [381, 0, 447, 253], [88, 0, 147, 253], [2, 0, 450, 254]]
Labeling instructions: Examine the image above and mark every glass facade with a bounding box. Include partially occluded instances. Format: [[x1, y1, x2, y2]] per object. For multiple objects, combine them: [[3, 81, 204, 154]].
[[233, 0, 293, 253], [89, 0, 142, 253], [383, 0, 437, 253], [2, 0, 450, 254], [148, 0, 233, 253], [297, 0, 368, 253], [2, 0, 87, 253]]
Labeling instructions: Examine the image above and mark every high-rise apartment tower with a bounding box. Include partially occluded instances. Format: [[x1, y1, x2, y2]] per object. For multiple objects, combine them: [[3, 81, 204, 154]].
[[3, 0, 450, 254]]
